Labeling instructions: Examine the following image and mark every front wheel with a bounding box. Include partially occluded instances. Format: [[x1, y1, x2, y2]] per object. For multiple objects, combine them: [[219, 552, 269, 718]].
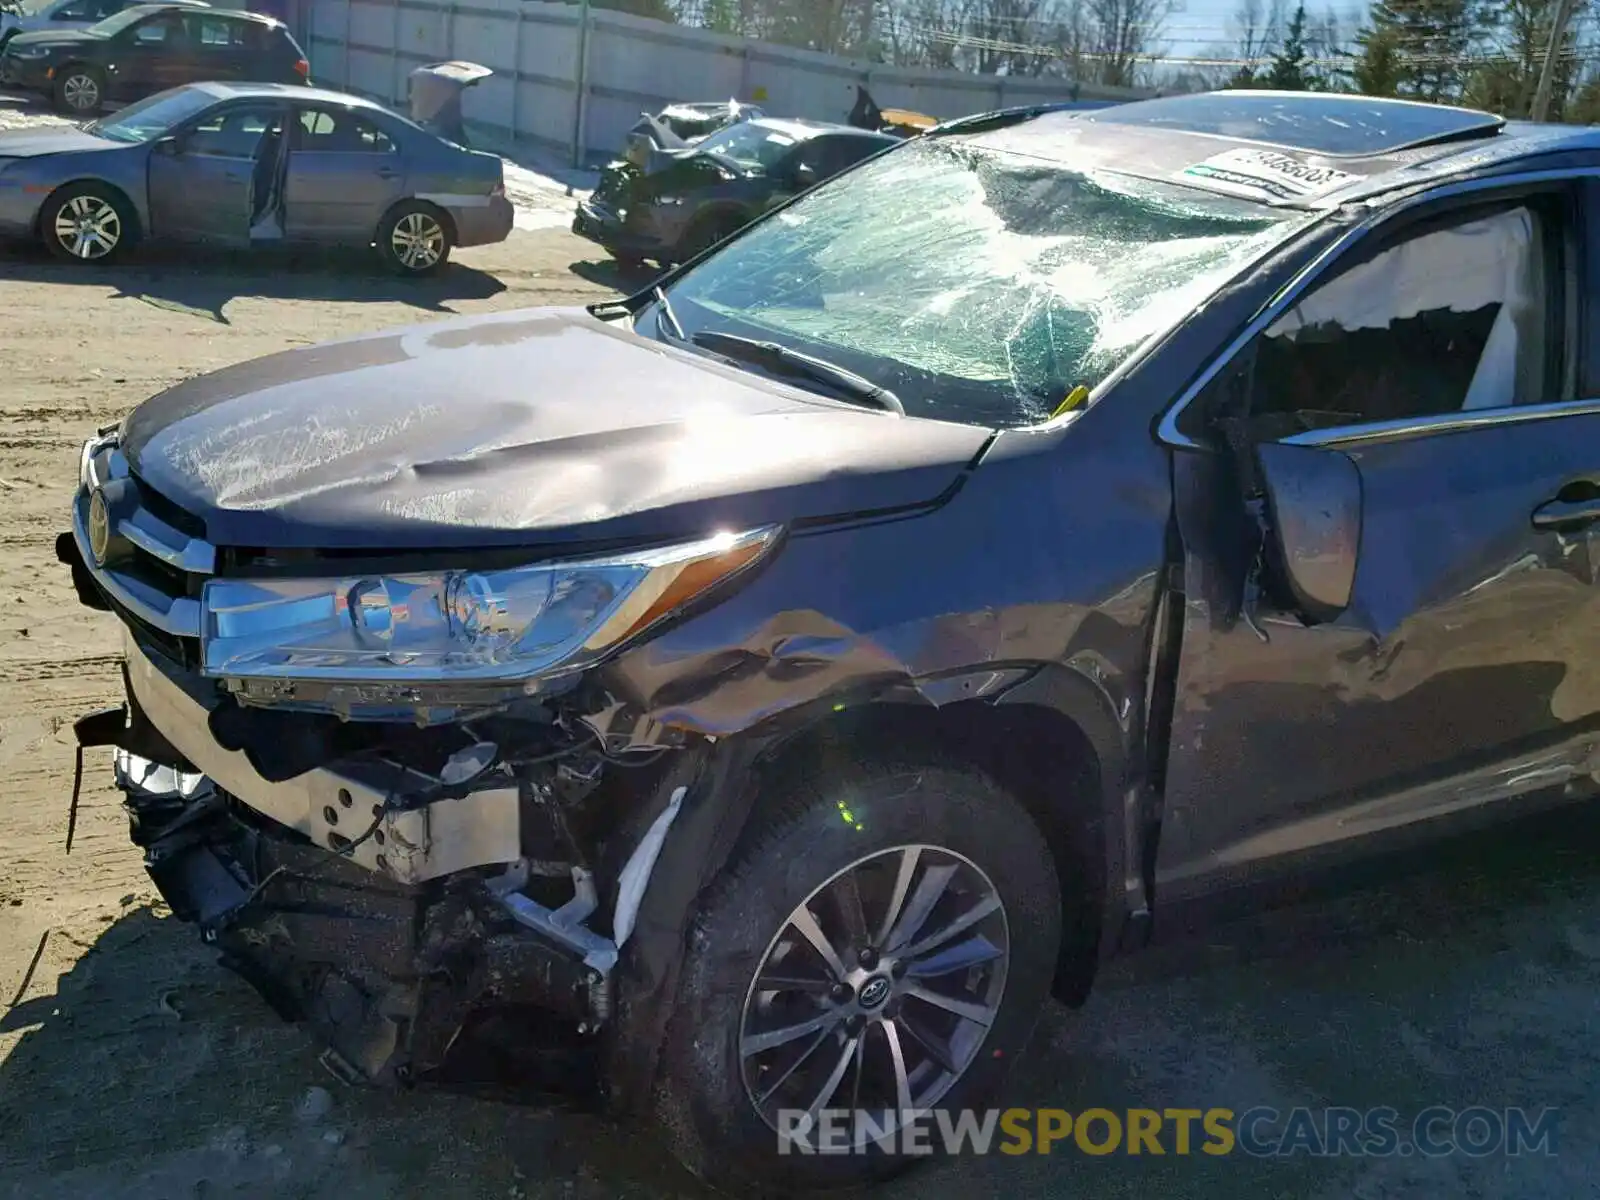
[[652, 761, 1063, 1193], [375, 202, 452, 276], [39, 182, 132, 263], [673, 212, 741, 265], [53, 65, 104, 115]]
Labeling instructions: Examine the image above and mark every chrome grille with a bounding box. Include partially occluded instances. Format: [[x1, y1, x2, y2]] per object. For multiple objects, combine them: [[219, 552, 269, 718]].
[[74, 436, 212, 641]]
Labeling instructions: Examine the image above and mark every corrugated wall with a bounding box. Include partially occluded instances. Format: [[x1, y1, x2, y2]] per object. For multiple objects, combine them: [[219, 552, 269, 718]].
[[303, 0, 1149, 166]]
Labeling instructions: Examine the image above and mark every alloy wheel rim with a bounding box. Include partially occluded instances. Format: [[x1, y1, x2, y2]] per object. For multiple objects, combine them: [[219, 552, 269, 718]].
[[738, 844, 1009, 1145], [53, 195, 119, 260], [391, 212, 443, 270], [63, 74, 98, 110]]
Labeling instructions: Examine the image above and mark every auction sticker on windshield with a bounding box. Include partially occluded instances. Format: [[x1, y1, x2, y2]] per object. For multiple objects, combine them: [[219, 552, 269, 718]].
[[1177, 148, 1359, 203]]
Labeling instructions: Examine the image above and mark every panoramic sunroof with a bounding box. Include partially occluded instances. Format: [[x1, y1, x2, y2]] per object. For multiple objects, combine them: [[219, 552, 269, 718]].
[[1083, 91, 1506, 158]]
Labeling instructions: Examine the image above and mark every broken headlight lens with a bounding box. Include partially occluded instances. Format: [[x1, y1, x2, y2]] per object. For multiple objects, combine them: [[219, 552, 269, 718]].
[[200, 525, 779, 683]]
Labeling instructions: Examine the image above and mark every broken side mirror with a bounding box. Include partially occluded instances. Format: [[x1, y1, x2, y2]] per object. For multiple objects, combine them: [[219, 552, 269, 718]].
[[1255, 441, 1362, 625]]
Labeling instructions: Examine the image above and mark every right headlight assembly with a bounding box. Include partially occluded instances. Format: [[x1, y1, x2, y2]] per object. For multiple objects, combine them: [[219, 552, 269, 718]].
[[201, 525, 780, 685]]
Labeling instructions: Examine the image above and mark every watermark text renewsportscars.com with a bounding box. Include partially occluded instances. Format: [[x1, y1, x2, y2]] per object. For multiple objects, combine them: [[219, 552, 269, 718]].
[[777, 1106, 1560, 1158]]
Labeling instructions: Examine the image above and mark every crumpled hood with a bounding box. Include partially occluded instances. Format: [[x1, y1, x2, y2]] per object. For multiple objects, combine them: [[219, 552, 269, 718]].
[[120, 307, 992, 551], [0, 126, 119, 158]]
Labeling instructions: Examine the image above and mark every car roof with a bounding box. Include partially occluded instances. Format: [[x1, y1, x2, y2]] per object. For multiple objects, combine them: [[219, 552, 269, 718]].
[[959, 90, 1600, 211], [189, 81, 393, 110], [124, 3, 276, 21]]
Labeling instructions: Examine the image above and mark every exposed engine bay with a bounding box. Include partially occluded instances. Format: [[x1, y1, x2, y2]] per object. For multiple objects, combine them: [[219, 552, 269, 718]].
[[90, 624, 713, 1098]]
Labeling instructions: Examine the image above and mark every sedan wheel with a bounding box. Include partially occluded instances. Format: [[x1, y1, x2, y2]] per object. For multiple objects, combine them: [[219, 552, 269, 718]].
[[376, 204, 453, 276], [739, 845, 1009, 1144], [56, 69, 102, 114], [391, 211, 444, 269], [41, 185, 129, 263]]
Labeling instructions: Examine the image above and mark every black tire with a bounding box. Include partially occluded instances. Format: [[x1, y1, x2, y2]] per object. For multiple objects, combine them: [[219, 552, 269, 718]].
[[652, 760, 1062, 1194], [52, 64, 104, 115], [39, 181, 134, 264], [609, 250, 647, 272], [375, 201, 452, 276], [674, 211, 742, 265]]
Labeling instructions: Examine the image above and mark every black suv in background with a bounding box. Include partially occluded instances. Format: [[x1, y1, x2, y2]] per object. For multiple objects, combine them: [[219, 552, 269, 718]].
[[0, 3, 308, 114], [574, 117, 899, 269]]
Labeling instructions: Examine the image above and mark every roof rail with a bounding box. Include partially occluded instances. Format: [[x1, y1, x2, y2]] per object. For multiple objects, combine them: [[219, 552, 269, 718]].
[[924, 100, 1100, 138]]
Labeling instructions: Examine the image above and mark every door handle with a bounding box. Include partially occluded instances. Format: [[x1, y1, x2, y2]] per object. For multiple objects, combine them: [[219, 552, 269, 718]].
[[1532, 496, 1600, 531], [376, 167, 399, 179]]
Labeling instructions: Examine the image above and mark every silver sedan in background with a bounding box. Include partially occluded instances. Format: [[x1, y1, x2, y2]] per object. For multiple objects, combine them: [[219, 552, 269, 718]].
[[0, 80, 514, 273]]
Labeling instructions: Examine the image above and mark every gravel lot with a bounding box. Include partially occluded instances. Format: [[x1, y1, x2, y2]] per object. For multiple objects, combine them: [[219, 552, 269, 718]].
[[2, 90, 1598, 1200]]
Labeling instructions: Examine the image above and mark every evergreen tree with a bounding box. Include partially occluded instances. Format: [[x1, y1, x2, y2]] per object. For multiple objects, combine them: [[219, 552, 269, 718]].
[[1460, 0, 1579, 118], [1353, 23, 1404, 94], [1264, 3, 1313, 89], [1354, 0, 1491, 102]]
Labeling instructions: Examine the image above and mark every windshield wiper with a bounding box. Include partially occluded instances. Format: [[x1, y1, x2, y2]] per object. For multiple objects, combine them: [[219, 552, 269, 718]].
[[690, 331, 905, 416], [652, 285, 685, 342]]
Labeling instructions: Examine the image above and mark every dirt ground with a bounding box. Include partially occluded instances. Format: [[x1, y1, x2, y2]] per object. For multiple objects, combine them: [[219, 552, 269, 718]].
[[3, 98, 1600, 1200]]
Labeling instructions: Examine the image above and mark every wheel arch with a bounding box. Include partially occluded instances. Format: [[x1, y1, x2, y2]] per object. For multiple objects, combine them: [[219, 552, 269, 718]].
[[745, 664, 1130, 1007], [52, 59, 103, 97], [35, 177, 142, 243], [675, 201, 753, 258], [602, 662, 1135, 1122], [383, 195, 456, 244]]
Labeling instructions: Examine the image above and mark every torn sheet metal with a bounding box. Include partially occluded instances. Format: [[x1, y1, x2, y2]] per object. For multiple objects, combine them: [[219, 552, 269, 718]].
[[124, 630, 520, 883]]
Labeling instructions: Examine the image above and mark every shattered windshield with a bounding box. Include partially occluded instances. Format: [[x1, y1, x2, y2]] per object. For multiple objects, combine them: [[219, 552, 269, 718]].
[[661, 135, 1315, 428]]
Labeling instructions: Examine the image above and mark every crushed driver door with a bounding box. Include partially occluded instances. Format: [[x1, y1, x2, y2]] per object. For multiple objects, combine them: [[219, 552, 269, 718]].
[[1156, 185, 1600, 900]]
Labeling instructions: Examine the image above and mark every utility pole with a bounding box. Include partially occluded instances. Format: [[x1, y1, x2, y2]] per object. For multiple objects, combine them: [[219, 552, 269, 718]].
[[571, 0, 592, 168], [1531, 0, 1578, 122]]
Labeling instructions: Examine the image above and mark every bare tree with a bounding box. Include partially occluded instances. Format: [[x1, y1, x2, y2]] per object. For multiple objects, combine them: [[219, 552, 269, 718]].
[[1084, 0, 1176, 86], [1304, 5, 1346, 87], [1035, 0, 1094, 81], [877, 0, 976, 68], [1229, 0, 1287, 72]]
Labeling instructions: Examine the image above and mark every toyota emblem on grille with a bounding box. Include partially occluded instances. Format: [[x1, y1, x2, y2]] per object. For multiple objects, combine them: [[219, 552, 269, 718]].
[[87, 488, 111, 568]]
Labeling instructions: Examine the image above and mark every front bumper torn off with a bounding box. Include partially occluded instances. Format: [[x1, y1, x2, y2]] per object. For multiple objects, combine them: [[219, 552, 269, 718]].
[[93, 632, 670, 1087], [122, 629, 520, 886]]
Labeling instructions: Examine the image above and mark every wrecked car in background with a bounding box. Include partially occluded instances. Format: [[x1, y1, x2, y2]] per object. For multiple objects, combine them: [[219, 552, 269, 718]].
[[59, 89, 1600, 1193], [0, 0, 207, 52], [0, 81, 511, 271], [627, 97, 765, 161], [574, 115, 897, 268]]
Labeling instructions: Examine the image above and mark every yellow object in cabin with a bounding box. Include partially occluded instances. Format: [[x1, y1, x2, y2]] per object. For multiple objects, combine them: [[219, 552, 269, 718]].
[[1052, 385, 1090, 419]]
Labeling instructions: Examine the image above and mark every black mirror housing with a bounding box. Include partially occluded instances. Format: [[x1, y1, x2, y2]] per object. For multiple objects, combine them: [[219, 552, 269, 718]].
[[1255, 441, 1363, 625]]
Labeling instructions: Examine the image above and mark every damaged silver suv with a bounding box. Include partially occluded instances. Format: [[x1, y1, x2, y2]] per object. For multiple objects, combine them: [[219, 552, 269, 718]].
[[59, 89, 1600, 1191]]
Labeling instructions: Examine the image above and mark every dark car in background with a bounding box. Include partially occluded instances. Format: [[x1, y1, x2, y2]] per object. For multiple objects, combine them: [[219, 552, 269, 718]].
[[0, 0, 208, 51], [0, 3, 307, 114], [573, 115, 898, 269], [0, 81, 512, 270]]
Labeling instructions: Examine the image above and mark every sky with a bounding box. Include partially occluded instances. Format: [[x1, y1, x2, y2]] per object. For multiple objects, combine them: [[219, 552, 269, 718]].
[[1156, 0, 1367, 66]]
